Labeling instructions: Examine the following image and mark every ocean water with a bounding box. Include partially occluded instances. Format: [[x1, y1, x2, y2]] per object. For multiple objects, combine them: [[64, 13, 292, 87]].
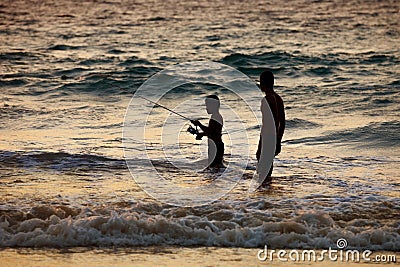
[[0, 0, 399, 253]]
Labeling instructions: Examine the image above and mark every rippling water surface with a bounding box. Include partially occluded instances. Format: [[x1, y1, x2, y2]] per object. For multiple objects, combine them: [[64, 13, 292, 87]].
[[0, 0, 399, 251]]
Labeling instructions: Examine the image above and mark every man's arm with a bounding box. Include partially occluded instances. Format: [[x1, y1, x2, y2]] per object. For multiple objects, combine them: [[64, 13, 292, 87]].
[[273, 95, 284, 156], [277, 96, 285, 141], [256, 135, 262, 161]]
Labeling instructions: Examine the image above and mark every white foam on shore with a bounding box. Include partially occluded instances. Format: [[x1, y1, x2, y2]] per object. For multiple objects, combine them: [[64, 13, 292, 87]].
[[0, 201, 399, 250]]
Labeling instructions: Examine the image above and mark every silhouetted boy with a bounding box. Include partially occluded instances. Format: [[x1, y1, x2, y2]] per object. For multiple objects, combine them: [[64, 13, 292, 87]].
[[191, 95, 224, 169]]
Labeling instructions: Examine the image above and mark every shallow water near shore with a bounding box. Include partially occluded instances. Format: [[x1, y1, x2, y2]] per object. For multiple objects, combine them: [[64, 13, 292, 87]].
[[0, 0, 399, 265], [1, 247, 399, 267]]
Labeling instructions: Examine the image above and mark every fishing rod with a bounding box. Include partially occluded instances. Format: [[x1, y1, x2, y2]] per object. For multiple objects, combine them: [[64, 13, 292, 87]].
[[136, 95, 204, 139], [103, 80, 195, 122], [98, 80, 203, 138], [135, 95, 192, 121]]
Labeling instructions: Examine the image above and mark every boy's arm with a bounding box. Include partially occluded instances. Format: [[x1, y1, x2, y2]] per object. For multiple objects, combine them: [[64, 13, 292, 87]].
[[191, 120, 209, 134]]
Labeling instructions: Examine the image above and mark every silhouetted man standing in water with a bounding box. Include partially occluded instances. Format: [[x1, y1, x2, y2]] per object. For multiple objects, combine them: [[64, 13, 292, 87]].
[[256, 70, 285, 184]]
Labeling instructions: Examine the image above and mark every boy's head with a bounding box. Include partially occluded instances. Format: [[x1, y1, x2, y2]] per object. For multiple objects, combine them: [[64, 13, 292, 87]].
[[260, 70, 274, 93], [205, 95, 220, 114]]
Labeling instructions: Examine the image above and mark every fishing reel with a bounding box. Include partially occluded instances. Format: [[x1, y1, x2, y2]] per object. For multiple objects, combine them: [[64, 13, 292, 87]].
[[187, 125, 202, 140]]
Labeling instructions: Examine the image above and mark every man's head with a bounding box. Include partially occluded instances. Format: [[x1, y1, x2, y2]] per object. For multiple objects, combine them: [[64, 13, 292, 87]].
[[205, 95, 220, 114], [260, 70, 274, 93]]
